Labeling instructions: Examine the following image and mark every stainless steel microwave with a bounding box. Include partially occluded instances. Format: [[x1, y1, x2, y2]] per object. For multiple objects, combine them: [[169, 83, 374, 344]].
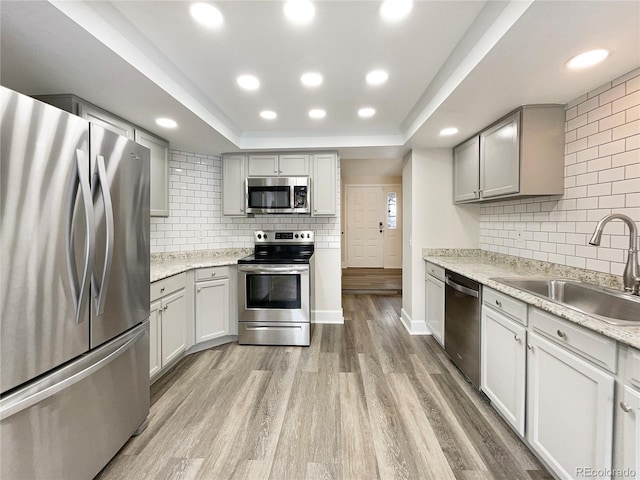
[[246, 177, 310, 214]]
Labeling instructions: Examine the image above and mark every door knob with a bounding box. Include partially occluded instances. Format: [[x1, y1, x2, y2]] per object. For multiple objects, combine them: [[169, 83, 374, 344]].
[[379, 221, 383, 233]]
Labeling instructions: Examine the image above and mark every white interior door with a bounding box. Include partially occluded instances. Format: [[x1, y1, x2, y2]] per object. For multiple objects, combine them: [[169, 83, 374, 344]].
[[347, 186, 384, 267]]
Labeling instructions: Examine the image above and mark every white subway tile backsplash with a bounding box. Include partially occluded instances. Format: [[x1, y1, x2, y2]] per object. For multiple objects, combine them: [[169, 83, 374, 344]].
[[480, 70, 640, 277], [151, 151, 340, 253]]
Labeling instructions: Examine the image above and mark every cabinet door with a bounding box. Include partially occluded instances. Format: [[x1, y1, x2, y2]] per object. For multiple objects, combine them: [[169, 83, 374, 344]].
[[195, 278, 229, 343], [279, 154, 310, 176], [481, 306, 526, 435], [527, 332, 614, 479], [453, 136, 480, 202], [222, 154, 246, 216], [425, 275, 444, 346], [149, 300, 162, 378], [78, 103, 134, 139], [480, 111, 520, 198], [312, 153, 337, 216], [248, 154, 279, 176], [619, 386, 640, 475], [160, 289, 186, 367], [135, 130, 169, 217]]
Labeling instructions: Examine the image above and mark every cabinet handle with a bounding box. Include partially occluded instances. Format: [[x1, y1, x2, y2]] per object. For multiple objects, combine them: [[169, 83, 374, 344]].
[[514, 334, 521, 342], [160, 287, 165, 293], [274, 169, 278, 173], [278, 170, 282, 174], [527, 344, 533, 351], [211, 272, 216, 277], [163, 305, 168, 311], [240, 208, 244, 212], [621, 402, 632, 413], [556, 330, 566, 338], [495, 299, 502, 308]]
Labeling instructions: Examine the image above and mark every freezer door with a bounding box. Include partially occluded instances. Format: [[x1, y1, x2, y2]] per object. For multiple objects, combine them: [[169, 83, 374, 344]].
[[1, 321, 149, 480], [1, 87, 91, 394], [90, 124, 150, 348]]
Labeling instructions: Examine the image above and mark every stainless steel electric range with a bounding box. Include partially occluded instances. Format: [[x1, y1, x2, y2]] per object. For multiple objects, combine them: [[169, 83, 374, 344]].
[[237, 230, 314, 346]]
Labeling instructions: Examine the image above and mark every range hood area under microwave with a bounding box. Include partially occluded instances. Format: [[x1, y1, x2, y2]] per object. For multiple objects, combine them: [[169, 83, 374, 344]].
[[246, 177, 310, 214]]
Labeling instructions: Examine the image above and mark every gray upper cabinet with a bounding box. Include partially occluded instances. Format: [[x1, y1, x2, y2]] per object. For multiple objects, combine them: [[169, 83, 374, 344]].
[[134, 130, 170, 217], [222, 154, 246, 216], [453, 136, 480, 202], [247, 153, 310, 176], [453, 105, 565, 203], [34, 94, 170, 217], [481, 111, 520, 199]]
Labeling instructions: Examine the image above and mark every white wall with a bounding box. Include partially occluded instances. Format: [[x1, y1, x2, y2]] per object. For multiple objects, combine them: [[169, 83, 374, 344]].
[[480, 68, 640, 276], [401, 148, 480, 333], [151, 150, 343, 322]]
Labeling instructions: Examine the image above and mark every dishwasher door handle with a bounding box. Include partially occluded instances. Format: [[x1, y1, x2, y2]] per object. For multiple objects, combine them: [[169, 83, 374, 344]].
[[445, 276, 479, 298]]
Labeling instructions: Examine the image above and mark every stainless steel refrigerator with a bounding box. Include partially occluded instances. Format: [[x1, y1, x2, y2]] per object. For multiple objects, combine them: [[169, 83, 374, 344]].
[[0, 86, 150, 479]]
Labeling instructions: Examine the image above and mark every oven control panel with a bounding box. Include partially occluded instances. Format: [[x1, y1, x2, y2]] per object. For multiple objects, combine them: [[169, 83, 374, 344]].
[[254, 230, 314, 244]]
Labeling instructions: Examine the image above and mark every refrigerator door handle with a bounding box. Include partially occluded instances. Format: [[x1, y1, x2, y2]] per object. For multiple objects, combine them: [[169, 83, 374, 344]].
[[92, 154, 114, 315], [67, 148, 95, 325], [0, 324, 146, 421]]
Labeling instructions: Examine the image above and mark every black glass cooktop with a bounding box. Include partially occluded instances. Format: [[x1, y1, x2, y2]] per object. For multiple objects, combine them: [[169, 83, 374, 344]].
[[238, 245, 314, 265]]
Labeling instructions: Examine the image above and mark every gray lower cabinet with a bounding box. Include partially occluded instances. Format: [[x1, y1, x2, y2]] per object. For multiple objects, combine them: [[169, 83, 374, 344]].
[[195, 267, 230, 342], [480, 287, 617, 480], [150, 273, 187, 380]]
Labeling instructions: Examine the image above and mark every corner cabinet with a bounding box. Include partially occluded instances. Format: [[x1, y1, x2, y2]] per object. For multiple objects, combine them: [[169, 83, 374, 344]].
[[134, 129, 170, 217], [311, 153, 337, 216], [453, 105, 565, 203], [222, 154, 246, 216], [194, 267, 230, 343]]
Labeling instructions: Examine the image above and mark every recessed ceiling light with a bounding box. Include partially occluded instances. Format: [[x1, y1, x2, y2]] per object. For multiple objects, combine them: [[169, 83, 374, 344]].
[[380, 0, 413, 22], [284, 0, 315, 25], [309, 109, 326, 119], [439, 127, 458, 136], [190, 2, 223, 28], [366, 70, 389, 86], [156, 118, 177, 128], [566, 49, 610, 69], [358, 108, 376, 118], [237, 74, 260, 91], [301, 72, 323, 87], [260, 110, 277, 120]]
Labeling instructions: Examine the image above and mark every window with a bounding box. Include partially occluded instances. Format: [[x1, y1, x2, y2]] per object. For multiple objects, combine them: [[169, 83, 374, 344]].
[[387, 192, 397, 229]]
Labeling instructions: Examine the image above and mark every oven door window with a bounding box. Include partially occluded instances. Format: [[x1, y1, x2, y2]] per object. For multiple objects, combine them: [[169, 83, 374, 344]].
[[246, 274, 301, 309], [248, 186, 290, 209]]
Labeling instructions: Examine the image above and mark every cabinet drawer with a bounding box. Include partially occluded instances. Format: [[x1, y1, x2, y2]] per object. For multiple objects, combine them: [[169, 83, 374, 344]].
[[530, 307, 617, 373], [483, 287, 527, 326], [151, 272, 186, 302], [425, 262, 445, 281], [196, 266, 230, 281]]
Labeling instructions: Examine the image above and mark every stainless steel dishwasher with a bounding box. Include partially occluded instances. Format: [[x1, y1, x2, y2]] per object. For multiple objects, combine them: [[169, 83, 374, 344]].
[[444, 270, 482, 387]]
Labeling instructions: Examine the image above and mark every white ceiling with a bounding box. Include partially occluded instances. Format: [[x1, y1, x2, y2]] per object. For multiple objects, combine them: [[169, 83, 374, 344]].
[[1, 1, 639, 162]]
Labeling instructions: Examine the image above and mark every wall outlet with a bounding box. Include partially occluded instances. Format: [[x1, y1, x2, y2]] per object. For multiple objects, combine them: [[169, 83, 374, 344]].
[[515, 223, 526, 248]]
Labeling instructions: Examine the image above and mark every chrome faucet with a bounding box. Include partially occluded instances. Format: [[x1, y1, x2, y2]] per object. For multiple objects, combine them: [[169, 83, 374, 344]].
[[589, 213, 640, 295]]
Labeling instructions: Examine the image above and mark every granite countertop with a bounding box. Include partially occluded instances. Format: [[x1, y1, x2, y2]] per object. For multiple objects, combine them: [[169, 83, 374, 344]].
[[150, 248, 253, 282], [423, 249, 640, 350]]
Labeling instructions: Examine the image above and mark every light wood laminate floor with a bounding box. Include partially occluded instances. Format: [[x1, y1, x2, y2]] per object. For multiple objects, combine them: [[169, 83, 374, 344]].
[[97, 294, 551, 480], [342, 268, 402, 294]]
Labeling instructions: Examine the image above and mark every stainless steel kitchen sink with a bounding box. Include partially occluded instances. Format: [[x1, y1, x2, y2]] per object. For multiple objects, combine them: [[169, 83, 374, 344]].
[[491, 278, 640, 325]]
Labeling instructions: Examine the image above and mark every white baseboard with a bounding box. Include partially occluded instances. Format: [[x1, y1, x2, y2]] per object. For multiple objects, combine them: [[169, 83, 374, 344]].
[[400, 308, 429, 335], [313, 309, 344, 324]]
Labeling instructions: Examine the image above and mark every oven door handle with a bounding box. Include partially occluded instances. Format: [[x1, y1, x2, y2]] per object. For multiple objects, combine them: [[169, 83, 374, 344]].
[[238, 264, 309, 274]]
